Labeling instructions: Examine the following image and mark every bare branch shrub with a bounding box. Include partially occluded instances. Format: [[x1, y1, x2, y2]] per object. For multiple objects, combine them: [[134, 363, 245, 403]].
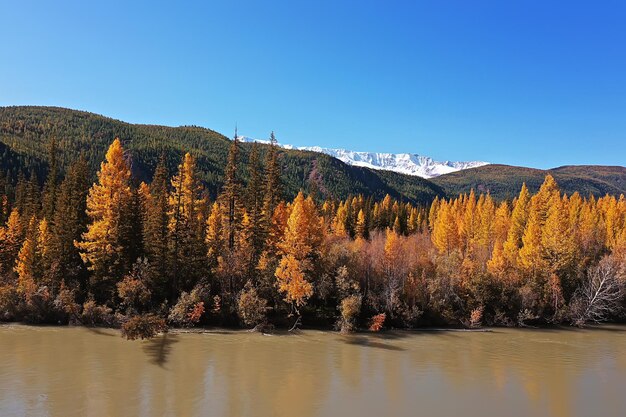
[[570, 256, 624, 327]]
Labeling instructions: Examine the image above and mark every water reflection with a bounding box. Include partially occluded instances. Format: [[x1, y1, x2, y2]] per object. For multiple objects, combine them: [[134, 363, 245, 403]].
[[142, 332, 179, 367], [0, 324, 624, 417], [343, 335, 406, 351]]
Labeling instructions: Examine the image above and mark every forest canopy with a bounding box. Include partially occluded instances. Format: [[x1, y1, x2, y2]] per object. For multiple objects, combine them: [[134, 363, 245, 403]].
[[0, 137, 625, 338]]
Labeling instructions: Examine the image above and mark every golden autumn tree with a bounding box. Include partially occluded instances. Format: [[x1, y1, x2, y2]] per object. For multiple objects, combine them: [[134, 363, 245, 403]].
[[355, 209, 368, 240], [517, 205, 545, 278], [205, 201, 224, 272], [432, 199, 460, 256], [459, 189, 478, 254], [503, 183, 530, 252], [275, 192, 323, 322], [518, 176, 560, 277], [36, 218, 53, 286], [264, 201, 290, 257], [0, 208, 24, 274], [428, 196, 441, 231], [541, 194, 577, 295], [487, 239, 507, 278], [407, 207, 421, 234], [493, 201, 511, 244], [576, 197, 605, 269], [76, 138, 134, 290], [332, 201, 350, 237], [275, 254, 311, 310], [15, 217, 38, 297], [382, 228, 405, 315], [234, 209, 256, 280], [476, 193, 496, 250]]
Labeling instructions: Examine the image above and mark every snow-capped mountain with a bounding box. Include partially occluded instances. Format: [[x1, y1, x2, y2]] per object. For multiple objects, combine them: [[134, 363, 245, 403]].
[[238, 136, 489, 179]]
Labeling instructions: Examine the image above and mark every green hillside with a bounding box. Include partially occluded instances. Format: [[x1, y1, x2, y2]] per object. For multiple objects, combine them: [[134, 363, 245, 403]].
[[0, 106, 443, 204], [432, 164, 626, 200], [1, 106, 623, 203]]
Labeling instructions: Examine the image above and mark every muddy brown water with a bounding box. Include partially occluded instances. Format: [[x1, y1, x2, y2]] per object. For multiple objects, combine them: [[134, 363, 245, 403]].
[[0, 324, 624, 417]]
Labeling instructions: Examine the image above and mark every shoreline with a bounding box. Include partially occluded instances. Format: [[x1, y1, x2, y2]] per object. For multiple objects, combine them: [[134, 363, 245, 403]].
[[2, 321, 623, 336]]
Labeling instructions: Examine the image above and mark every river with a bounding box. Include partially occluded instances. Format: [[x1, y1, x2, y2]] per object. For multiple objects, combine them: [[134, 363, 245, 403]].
[[0, 324, 624, 417]]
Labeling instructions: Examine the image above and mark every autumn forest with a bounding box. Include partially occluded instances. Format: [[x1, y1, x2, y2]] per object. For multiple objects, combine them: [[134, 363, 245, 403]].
[[0, 136, 625, 339]]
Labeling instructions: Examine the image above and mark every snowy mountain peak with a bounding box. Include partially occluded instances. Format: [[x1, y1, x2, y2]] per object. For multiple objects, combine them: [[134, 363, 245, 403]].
[[237, 136, 489, 179]]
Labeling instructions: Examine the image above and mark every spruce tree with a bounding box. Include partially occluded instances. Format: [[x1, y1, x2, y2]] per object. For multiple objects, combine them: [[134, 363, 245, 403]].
[[262, 132, 282, 231], [42, 138, 59, 221], [245, 142, 265, 262], [51, 157, 90, 283], [142, 157, 170, 299], [221, 130, 243, 252], [168, 152, 207, 294]]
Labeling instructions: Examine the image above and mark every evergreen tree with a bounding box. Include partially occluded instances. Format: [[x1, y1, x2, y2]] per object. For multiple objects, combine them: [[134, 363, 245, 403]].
[[23, 171, 41, 223], [42, 138, 59, 221], [141, 157, 170, 299], [245, 142, 266, 263], [262, 132, 282, 231], [50, 157, 90, 284], [221, 130, 243, 251], [168, 153, 207, 294]]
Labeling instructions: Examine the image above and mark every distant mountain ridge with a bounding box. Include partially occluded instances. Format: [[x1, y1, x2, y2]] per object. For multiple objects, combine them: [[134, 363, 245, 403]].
[[432, 164, 626, 200], [239, 136, 488, 178]]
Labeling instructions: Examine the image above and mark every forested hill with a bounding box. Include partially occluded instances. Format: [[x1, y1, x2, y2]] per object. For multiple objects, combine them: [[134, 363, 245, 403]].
[[1, 106, 624, 203], [432, 164, 626, 200], [0, 106, 443, 204]]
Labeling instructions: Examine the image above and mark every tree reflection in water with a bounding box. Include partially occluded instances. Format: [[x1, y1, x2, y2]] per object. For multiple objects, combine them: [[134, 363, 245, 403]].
[[0, 325, 625, 417]]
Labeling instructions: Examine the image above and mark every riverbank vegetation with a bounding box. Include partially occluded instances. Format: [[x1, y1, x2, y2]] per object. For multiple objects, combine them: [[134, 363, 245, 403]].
[[0, 137, 625, 338]]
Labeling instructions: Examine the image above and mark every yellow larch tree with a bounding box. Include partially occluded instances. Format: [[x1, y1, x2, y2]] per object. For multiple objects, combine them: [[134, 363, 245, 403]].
[[75, 138, 134, 284], [541, 194, 576, 282], [518, 176, 561, 278], [0, 208, 24, 274], [205, 201, 224, 272], [355, 209, 368, 240], [459, 189, 478, 254], [432, 199, 460, 256], [332, 201, 349, 237], [503, 182, 531, 266], [15, 217, 39, 297], [275, 192, 322, 315]]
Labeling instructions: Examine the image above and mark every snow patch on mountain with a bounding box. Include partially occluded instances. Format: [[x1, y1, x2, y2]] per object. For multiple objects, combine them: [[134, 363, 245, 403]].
[[238, 136, 489, 179]]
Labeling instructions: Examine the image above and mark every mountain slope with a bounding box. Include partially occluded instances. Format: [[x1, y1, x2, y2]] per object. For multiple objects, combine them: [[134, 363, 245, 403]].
[[432, 164, 626, 200], [0, 106, 444, 204], [1, 106, 623, 204]]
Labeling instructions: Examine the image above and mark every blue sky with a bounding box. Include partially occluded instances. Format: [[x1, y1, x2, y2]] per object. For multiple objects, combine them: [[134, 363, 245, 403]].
[[1, 1, 625, 168]]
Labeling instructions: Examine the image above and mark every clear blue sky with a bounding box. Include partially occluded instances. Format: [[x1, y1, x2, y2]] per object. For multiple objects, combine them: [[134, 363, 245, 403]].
[[1, 1, 625, 168]]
